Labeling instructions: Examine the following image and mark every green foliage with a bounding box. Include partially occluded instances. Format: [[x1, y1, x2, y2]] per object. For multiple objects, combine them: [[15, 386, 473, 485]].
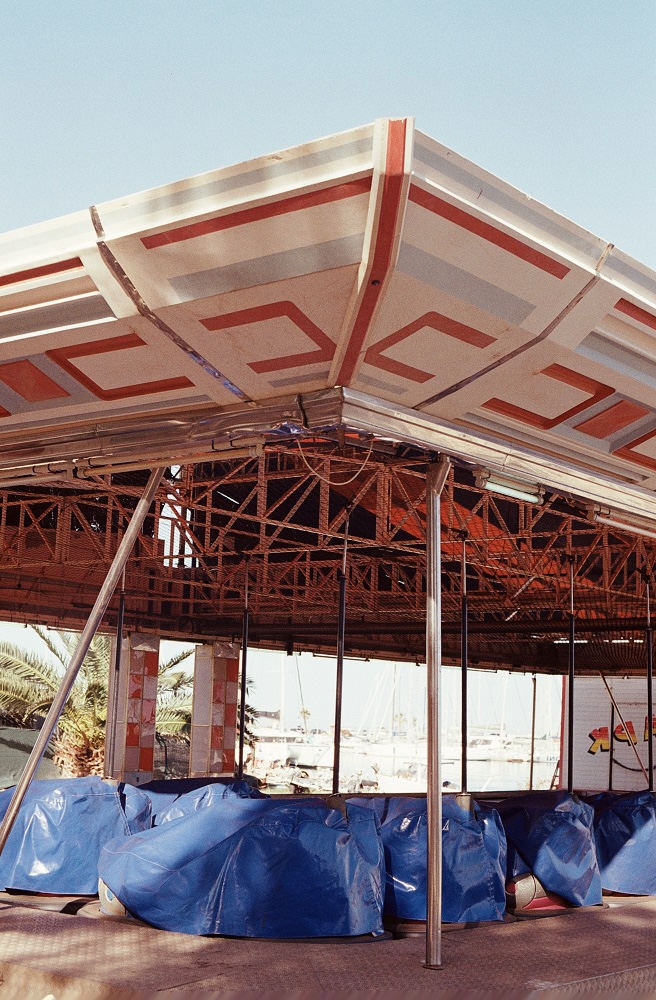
[[0, 627, 194, 775], [0, 627, 258, 777]]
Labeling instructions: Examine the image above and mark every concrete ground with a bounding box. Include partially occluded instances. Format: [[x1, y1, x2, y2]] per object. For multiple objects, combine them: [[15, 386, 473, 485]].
[[2, 895, 656, 997]]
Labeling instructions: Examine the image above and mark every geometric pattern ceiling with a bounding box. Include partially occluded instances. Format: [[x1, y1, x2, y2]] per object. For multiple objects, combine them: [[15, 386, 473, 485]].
[[1, 117, 656, 505]]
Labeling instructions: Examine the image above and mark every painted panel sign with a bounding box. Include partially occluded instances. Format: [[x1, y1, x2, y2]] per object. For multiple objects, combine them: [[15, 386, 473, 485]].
[[562, 676, 655, 792]]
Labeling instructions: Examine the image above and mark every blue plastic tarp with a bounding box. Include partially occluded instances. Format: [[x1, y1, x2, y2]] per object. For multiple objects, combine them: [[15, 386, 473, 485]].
[[99, 797, 385, 937], [496, 791, 602, 907], [0, 776, 151, 894], [137, 776, 264, 824], [587, 791, 656, 894], [352, 795, 506, 923], [122, 782, 154, 834], [154, 781, 291, 827]]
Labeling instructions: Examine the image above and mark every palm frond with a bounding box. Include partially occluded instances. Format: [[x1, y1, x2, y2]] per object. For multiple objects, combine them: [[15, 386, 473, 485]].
[[78, 634, 112, 685], [0, 674, 47, 724], [46, 629, 112, 688], [156, 702, 192, 734], [54, 630, 78, 657], [159, 670, 193, 695], [30, 626, 68, 668], [0, 646, 64, 692], [158, 648, 194, 677], [0, 630, 221, 776]]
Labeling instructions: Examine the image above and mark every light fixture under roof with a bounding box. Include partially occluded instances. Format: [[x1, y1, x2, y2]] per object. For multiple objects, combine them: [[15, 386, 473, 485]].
[[586, 505, 656, 541], [473, 467, 544, 505]]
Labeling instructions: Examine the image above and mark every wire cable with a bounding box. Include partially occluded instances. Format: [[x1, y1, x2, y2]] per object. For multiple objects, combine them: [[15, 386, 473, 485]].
[[295, 438, 374, 485]]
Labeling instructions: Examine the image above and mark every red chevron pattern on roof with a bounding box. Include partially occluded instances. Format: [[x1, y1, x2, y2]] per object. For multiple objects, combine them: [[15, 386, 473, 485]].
[[0, 117, 654, 511]]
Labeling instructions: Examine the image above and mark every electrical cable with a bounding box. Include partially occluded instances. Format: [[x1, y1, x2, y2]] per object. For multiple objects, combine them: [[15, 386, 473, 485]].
[[295, 438, 373, 485]]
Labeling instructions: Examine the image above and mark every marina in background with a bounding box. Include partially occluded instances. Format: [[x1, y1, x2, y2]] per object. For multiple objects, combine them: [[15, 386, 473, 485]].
[[248, 653, 561, 794]]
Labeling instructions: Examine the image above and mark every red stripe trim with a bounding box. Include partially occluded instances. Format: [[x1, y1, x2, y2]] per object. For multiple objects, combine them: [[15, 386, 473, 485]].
[[0, 360, 70, 402], [142, 177, 372, 250], [337, 120, 408, 384], [409, 185, 570, 279], [614, 431, 656, 471], [0, 257, 84, 289], [574, 400, 649, 438], [364, 311, 495, 384], [201, 301, 334, 374], [482, 364, 614, 430], [47, 333, 194, 400], [615, 298, 656, 332]]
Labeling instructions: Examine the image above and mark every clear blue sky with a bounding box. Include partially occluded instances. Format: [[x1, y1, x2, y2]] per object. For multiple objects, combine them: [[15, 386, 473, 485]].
[[2, 1, 655, 268]]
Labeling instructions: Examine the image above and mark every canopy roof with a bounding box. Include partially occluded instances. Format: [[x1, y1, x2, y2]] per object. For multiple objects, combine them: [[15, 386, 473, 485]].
[[1, 118, 656, 525], [2, 121, 656, 670]]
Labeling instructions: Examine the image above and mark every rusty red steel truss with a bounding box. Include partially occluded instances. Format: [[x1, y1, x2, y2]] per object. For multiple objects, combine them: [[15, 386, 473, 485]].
[[0, 442, 653, 674]]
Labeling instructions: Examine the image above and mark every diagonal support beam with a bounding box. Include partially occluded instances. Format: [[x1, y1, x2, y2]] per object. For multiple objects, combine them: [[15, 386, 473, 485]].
[[0, 466, 165, 856]]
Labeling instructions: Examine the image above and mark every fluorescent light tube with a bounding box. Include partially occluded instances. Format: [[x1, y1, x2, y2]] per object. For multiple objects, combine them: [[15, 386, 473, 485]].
[[474, 468, 543, 504], [587, 505, 656, 540]]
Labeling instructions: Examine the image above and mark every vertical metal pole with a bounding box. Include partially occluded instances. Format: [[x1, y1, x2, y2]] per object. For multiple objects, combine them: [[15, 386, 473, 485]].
[[609, 703, 615, 791], [529, 675, 537, 790], [425, 456, 450, 971], [332, 511, 350, 795], [104, 567, 126, 778], [460, 533, 468, 793], [647, 579, 654, 791], [567, 556, 575, 795], [0, 467, 165, 855], [238, 566, 249, 780]]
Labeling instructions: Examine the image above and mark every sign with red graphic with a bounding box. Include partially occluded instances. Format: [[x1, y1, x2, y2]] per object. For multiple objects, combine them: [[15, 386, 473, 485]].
[[563, 676, 656, 792]]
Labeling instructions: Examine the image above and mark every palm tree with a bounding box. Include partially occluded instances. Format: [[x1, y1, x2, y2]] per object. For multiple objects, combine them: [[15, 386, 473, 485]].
[[0, 626, 194, 777], [299, 707, 311, 733]]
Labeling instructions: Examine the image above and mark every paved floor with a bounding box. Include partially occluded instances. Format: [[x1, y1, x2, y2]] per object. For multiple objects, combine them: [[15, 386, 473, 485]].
[[2, 896, 656, 997]]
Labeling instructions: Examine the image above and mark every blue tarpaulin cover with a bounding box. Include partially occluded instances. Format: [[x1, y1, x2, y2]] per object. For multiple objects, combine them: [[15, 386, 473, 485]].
[[137, 776, 264, 824], [0, 776, 151, 894], [352, 796, 506, 923], [587, 790, 656, 894], [496, 791, 602, 907], [99, 796, 385, 937]]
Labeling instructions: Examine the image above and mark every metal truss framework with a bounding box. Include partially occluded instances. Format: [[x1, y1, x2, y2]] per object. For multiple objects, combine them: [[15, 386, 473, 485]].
[[0, 442, 653, 673]]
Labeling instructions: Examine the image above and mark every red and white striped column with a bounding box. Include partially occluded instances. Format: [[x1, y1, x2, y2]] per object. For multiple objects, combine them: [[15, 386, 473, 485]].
[[189, 642, 239, 777], [105, 633, 159, 784]]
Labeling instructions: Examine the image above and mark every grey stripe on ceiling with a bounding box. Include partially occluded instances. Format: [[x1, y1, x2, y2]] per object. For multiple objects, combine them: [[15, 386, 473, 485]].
[[34, 354, 99, 399], [414, 141, 602, 261], [0, 295, 115, 341], [104, 136, 374, 226], [171, 233, 364, 300], [0, 217, 90, 259], [603, 256, 656, 299], [268, 370, 330, 388], [357, 373, 408, 396], [397, 242, 534, 326], [577, 331, 656, 391], [0, 353, 97, 413]]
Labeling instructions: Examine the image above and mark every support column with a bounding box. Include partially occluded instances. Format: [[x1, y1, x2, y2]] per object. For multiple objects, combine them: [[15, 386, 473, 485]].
[[332, 509, 350, 795], [425, 455, 450, 971], [190, 642, 239, 777], [646, 578, 654, 790], [567, 557, 575, 795], [105, 633, 159, 785], [104, 577, 126, 779], [105, 634, 128, 779]]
